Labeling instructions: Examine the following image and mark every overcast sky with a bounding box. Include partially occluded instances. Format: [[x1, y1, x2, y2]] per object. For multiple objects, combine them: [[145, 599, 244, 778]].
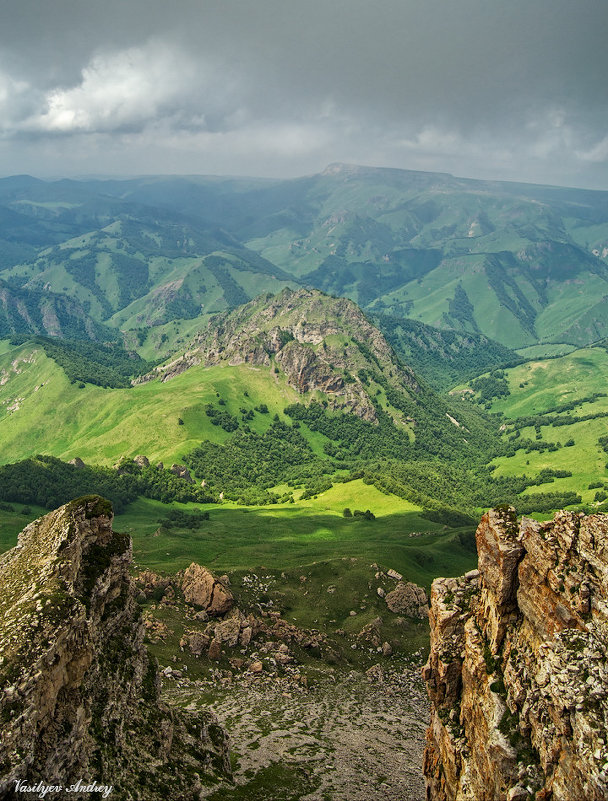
[[0, 0, 606, 188]]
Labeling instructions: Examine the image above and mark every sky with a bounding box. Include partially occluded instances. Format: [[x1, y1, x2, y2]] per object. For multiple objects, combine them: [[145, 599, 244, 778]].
[[0, 0, 607, 188]]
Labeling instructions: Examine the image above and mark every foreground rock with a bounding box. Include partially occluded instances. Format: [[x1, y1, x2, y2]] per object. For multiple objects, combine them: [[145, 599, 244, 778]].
[[423, 507, 608, 800], [0, 496, 230, 799]]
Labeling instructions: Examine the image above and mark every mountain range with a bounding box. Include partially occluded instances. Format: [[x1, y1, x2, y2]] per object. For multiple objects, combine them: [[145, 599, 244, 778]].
[[1, 164, 608, 355], [1, 165, 608, 800]]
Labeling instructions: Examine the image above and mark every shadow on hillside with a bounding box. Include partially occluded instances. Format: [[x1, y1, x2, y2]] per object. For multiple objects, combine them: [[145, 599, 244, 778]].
[[126, 506, 477, 584]]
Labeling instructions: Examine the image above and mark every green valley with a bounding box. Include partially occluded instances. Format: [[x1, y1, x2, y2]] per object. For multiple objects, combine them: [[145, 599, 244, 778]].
[[1, 166, 608, 586]]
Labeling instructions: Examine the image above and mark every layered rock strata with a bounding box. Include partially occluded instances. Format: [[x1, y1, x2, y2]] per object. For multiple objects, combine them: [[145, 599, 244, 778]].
[[0, 497, 230, 800], [423, 507, 608, 801]]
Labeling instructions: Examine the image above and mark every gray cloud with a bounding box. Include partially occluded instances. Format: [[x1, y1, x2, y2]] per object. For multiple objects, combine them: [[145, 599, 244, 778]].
[[0, 0, 606, 187]]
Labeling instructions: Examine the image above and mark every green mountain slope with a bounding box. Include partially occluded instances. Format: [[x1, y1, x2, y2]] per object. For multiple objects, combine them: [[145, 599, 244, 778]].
[[0, 280, 112, 341], [0, 290, 494, 474], [455, 343, 608, 505], [4, 217, 296, 334], [233, 164, 608, 348], [373, 313, 520, 390]]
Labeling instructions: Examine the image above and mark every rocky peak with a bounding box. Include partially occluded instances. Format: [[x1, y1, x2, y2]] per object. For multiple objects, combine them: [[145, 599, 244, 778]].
[[0, 497, 229, 799], [137, 288, 420, 422], [423, 507, 608, 800]]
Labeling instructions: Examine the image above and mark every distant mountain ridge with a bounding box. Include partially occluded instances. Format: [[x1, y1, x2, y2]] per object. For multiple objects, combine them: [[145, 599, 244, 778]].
[[1, 165, 608, 353]]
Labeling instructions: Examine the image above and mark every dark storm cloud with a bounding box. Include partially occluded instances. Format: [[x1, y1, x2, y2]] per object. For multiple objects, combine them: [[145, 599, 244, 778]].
[[0, 0, 606, 187]]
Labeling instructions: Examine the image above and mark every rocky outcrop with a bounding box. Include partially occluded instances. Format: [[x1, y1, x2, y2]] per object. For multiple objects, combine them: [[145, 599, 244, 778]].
[[135, 288, 421, 422], [180, 563, 234, 616], [422, 507, 608, 801], [169, 463, 193, 482], [0, 497, 230, 799]]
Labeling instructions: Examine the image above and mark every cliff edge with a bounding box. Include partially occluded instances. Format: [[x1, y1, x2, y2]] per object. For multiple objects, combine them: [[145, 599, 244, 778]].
[[0, 496, 230, 800], [423, 507, 608, 801]]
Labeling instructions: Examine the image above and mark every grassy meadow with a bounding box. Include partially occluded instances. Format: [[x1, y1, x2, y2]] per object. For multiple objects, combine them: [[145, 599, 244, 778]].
[[468, 346, 608, 502], [0, 341, 320, 466], [114, 479, 476, 588], [0, 480, 477, 599]]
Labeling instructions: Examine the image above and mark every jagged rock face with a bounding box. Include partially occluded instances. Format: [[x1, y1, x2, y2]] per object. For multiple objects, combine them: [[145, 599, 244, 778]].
[[422, 507, 608, 801], [136, 288, 421, 422], [0, 497, 230, 800]]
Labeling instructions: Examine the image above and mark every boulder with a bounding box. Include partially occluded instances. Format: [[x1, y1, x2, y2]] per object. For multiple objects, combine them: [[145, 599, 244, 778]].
[[183, 632, 211, 657], [365, 664, 384, 682], [212, 612, 244, 647], [180, 563, 234, 616], [385, 581, 429, 618], [208, 639, 222, 660]]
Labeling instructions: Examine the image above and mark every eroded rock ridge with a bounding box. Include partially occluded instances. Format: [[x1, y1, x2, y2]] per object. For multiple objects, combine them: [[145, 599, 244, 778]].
[[0, 497, 230, 800], [136, 288, 420, 422], [423, 507, 608, 801]]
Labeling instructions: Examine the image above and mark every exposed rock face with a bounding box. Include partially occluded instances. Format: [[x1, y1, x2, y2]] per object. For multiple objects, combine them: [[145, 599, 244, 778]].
[[385, 581, 429, 618], [180, 562, 234, 616], [0, 497, 230, 799], [423, 507, 608, 801], [135, 288, 421, 422]]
